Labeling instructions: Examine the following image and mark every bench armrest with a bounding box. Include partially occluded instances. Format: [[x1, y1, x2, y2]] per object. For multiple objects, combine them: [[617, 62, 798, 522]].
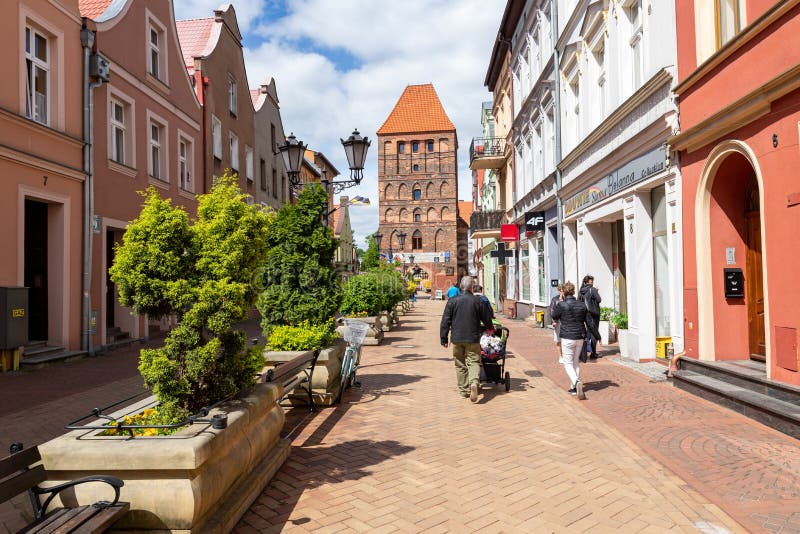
[[34, 475, 123, 517]]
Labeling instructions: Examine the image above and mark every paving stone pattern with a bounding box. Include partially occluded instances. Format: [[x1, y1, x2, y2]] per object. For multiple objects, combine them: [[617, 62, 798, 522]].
[[236, 300, 745, 533], [503, 318, 800, 534]]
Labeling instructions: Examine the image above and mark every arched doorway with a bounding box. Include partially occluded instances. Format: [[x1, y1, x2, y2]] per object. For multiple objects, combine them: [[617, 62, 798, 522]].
[[696, 141, 768, 363]]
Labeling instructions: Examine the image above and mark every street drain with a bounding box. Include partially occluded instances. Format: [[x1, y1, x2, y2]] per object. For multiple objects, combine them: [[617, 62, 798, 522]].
[[395, 344, 415, 348]]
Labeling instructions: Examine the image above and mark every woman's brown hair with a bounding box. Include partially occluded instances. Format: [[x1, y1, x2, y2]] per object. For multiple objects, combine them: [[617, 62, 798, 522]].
[[562, 281, 575, 297]]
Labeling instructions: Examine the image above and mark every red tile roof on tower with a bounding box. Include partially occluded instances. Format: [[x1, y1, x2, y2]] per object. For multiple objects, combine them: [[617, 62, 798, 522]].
[[377, 84, 456, 135], [458, 201, 473, 225], [78, 0, 113, 19], [176, 18, 215, 69]]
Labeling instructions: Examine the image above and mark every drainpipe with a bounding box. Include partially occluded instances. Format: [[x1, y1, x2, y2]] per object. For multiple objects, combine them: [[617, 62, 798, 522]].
[[81, 26, 104, 355], [551, 0, 565, 286]]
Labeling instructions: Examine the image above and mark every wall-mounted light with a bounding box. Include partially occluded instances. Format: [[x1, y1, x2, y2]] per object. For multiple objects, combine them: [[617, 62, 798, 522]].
[[772, 133, 778, 148]]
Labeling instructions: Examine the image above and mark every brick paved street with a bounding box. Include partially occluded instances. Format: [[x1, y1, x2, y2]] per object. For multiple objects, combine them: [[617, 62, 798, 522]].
[[4, 300, 800, 532], [235, 300, 752, 533]]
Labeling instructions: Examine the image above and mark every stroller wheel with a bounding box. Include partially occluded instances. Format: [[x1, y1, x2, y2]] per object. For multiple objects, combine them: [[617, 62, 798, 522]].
[[504, 372, 511, 392]]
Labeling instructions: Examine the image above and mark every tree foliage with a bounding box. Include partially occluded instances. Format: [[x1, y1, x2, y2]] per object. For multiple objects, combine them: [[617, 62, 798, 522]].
[[360, 234, 380, 271], [109, 175, 272, 421], [340, 266, 407, 316], [257, 184, 341, 332]]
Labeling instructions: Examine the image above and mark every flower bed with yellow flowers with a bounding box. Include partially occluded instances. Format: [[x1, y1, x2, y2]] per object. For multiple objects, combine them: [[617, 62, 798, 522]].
[[101, 407, 183, 437]]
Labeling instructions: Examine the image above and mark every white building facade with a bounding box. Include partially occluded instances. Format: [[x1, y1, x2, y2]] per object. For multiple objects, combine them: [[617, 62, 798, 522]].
[[487, 0, 683, 360]]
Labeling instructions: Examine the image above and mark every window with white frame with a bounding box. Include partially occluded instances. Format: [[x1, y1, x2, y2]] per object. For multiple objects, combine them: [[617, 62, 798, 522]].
[[229, 132, 239, 171], [245, 145, 253, 182], [544, 107, 554, 175], [147, 18, 166, 81], [626, 0, 644, 90], [110, 99, 126, 164], [149, 120, 165, 180], [512, 66, 522, 116], [178, 136, 192, 190], [716, 0, 742, 47], [24, 26, 49, 125], [212, 115, 222, 159], [534, 122, 543, 186], [592, 40, 606, 126], [228, 77, 237, 115]]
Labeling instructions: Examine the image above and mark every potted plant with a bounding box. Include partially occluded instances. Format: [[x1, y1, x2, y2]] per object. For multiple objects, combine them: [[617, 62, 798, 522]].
[[38, 176, 285, 532], [611, 312, 629, 358], [598, 307, 617, 345], [256, 184, 345, 404], [339, 273, 384, 345]]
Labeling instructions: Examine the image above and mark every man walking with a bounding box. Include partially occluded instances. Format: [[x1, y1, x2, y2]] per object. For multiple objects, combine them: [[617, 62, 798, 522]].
[[440, 276, 494, 402], [445, 281, 460, 300]]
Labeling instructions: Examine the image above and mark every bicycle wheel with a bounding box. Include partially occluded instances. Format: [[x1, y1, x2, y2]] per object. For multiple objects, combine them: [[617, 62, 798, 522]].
[[336, 347, 354, 404], [348, 345, 361, 388]]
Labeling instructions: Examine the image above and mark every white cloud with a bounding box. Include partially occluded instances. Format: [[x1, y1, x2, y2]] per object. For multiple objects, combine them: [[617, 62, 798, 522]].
[[174, 0, 267, 32], [242, 0, 504, 245]]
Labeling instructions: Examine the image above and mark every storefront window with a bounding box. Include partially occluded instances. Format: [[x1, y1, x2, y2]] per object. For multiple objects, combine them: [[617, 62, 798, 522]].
[[652, 185, 670, 336], [536, 236, 546, 302], [521, 245, 531, 301]]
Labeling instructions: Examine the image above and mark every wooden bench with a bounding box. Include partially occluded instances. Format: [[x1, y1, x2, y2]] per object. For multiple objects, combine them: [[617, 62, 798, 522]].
[[1, 443, 129, 533], [264, 349, 320, 412]]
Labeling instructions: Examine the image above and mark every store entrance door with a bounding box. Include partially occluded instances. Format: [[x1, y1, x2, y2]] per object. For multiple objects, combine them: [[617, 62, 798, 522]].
[[745, 181, 765, 361], [611, 220, 627, 315]]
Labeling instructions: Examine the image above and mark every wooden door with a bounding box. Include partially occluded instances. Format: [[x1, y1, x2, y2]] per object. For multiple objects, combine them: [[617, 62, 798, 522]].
[[746, 213, 766, 360]]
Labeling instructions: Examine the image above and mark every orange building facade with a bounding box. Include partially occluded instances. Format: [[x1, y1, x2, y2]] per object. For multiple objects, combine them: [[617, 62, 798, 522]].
[[0, 0, 85, 351], [673, 0, 800, 385]]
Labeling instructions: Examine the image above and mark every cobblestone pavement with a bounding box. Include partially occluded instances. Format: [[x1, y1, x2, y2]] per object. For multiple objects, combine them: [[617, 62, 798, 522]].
[[235, 300, 745, 533], [502, 318, 800, 534]]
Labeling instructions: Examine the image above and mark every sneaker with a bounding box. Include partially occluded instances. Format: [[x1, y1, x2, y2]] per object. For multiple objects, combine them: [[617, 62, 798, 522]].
[[469, 382, 479, 403], [568, 387, 577, 396], [576, 380, 586, 400]]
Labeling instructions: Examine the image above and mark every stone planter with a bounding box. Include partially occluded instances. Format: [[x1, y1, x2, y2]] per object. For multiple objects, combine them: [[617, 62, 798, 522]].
[[390, 307, 400, 325], [378, 311, 393, 332], [618, 329, 629, 359], [38, 383, 288, 533], [262, 340, 346, 407], [338, 316, 383, 345], [598, 321, 616, 345]]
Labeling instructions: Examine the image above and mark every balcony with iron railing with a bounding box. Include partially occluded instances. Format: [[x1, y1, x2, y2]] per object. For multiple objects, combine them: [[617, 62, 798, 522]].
[[469, 210, 504, 239], [469, 137, 506, 170]]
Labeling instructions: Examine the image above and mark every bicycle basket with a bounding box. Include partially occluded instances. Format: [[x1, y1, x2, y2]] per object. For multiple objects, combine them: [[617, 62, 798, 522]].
[[343, 320, 369, 346]]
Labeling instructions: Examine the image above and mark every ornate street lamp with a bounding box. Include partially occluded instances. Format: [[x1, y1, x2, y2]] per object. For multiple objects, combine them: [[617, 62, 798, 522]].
[[373, 232, 382, 250], [277, 132, 306, 190], [409, 254, 415, 265], [341, 129, 371, 184], [397, 230, 407, 250]]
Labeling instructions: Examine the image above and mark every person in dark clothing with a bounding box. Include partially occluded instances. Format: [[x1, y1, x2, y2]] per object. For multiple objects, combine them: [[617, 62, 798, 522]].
[[440, 276, 494, 402], [549, 284, 565, 346], [579, 275, 602, 359], [473, 284, 494, 318], [553, 281, 601, 400]]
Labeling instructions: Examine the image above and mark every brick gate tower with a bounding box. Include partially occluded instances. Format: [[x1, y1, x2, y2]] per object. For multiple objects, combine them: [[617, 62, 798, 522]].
[[376, 84, 463, 295]]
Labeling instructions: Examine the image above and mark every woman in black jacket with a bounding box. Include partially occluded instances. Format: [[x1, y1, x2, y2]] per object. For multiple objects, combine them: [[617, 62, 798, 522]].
[[552, 281, 601, 400]]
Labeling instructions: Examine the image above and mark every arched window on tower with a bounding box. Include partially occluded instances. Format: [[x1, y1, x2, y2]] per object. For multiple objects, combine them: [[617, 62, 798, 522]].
[[427, 207, 437, 221], [384, 208, 394, 222], [414, 208, 421, 222], [412, 230, 423, 250], [426, 181, 434, 197], [434, 228, 444, 252], [397, 183, 408, 199], [384, 183, 394, 199], [413, 187, 421, 200]]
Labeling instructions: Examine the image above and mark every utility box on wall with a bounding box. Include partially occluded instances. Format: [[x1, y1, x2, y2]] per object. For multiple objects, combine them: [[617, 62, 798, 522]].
[[0, 287, 29, 349]]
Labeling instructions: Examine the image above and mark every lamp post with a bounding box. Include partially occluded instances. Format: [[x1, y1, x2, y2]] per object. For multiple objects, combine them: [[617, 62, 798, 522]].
[[279, 129, 371, 195]]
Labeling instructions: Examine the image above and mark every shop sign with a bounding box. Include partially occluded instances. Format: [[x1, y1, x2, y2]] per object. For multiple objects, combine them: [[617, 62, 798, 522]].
[[564, 146, 667, 217], [500, 224, 518, 242], [525, 211, 546, 236]]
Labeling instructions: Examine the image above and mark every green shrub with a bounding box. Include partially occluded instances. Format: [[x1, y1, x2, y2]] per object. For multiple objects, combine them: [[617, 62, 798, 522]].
[[340, 274, 382, 316], [599, 307, 617, 322], [267, 320, 336, 351], [361, 234, 380, 271], [257, 184, 341, 331], [611, 312, 629, 330], [110, 175, 272, 422], [370, 265, 406, 311]]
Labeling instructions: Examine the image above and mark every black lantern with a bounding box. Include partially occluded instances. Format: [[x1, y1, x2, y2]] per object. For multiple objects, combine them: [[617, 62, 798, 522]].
[[341, 129, 371, 183], [397, 230, 407, 250], [278, 132, 306, 189], [409, 254, 415, 264], [373, 232, 383, 250]]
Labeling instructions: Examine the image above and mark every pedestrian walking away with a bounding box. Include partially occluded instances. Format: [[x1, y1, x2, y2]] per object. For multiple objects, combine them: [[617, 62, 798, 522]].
[[445, 281, 460, 300], [549, 284, 564, 347], [552, 281, 601, 400], [440, 276, 494, 402], [579, 275, 602, 359]]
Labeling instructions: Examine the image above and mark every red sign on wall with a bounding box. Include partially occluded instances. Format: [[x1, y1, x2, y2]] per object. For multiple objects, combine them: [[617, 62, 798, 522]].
[[501, 224, 518, 242]]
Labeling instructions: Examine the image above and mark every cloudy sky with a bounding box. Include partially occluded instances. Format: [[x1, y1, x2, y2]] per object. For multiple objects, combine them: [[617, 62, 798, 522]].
[[175, 0, 504, 247]]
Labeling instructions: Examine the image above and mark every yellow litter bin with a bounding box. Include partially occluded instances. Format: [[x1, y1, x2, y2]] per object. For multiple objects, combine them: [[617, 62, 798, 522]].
[[655, 337, 672, 359], [535, 311, 545, 327]]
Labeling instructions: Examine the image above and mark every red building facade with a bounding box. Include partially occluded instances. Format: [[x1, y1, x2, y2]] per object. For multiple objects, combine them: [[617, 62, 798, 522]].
[[673, 0, 800, 386]]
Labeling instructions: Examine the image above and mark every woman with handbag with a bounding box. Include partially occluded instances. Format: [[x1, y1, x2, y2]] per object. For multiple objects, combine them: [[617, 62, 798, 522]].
[[552, 281, 601, 400]]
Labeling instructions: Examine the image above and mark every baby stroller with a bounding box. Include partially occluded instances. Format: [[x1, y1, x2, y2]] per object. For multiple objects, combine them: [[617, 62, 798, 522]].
[[479, 319, 511, 392]]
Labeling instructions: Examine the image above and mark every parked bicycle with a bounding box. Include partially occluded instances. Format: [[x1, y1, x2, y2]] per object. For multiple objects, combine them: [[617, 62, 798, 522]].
[[337, 320, 369, 403]]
